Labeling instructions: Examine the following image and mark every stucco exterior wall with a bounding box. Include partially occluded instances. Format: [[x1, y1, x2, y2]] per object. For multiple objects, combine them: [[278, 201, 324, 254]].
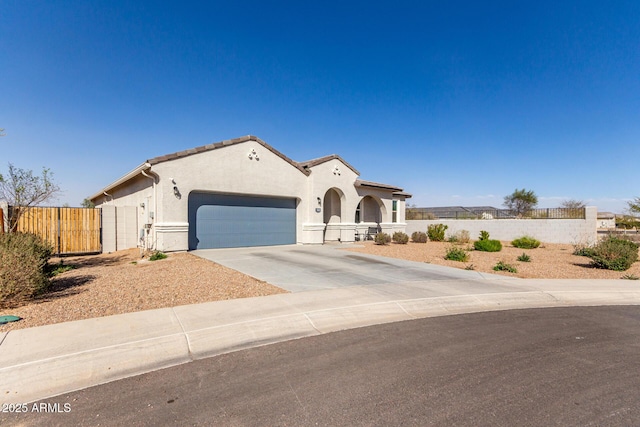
[[306, 159, 362, 242], [93, 175, 154, 233], [91, 138, 409, 251], [406, 206, 597, 245], [151, 141, 308, 250]]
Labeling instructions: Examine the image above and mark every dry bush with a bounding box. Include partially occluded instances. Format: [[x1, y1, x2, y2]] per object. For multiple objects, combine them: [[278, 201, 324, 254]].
[[0, 233, 52, 308]]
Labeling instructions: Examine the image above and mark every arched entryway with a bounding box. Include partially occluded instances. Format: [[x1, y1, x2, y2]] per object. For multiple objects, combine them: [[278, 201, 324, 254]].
[[355, 195, 386, 240], [355, 195, 383, 224], [323, 188, 344, 242]]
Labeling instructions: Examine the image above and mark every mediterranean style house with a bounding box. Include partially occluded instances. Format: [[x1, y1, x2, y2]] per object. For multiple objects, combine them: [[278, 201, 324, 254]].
[[90, 135, 411, 251]]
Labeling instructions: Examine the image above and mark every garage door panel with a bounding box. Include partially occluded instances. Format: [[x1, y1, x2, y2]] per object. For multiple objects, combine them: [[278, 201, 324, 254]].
[[189, 193, 296, 249]]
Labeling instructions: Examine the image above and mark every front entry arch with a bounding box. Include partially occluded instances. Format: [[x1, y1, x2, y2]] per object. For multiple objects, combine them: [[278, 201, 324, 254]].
[[355, 195, 383, 224], [323, 188, 344, 242]]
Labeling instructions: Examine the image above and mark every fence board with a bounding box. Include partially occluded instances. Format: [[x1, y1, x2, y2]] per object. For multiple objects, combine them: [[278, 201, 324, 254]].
[[13, 206, 101, 255]]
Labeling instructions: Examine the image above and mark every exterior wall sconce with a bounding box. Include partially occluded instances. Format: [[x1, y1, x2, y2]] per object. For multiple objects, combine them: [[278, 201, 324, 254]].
[[140, 202, 145, 208], [170, 178, 181, 199], [248, 148, 259, 160]]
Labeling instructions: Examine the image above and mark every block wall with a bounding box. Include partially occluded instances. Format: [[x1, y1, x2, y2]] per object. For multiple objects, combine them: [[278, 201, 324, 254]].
[[406, 206, 597, 245]]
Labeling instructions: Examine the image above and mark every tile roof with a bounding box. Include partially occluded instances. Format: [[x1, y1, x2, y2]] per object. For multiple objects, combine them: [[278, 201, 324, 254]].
[[147, 135, 310, 176], [298, 154, 360, 175], [90, 135, 411, 199]]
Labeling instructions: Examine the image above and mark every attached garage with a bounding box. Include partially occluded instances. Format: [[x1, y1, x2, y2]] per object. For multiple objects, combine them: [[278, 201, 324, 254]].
[[188, 192, 297, 249], [90, 135, 411, 252]]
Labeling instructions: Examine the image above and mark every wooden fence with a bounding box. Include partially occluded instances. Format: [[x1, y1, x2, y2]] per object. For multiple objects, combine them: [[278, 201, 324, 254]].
[[11, 206, 101, 255]]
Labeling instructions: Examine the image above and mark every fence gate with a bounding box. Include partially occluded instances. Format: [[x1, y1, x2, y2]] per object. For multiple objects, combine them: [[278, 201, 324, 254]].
[[12, 206, 101, 255]]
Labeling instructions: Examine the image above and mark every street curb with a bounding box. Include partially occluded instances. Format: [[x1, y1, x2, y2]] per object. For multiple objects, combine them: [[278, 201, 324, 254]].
[[2, 286, 640, 404]]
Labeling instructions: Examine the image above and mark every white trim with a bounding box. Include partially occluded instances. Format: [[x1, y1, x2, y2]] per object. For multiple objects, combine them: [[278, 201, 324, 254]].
[[302, 223, 326, 231], [155, 222, 189, 233]]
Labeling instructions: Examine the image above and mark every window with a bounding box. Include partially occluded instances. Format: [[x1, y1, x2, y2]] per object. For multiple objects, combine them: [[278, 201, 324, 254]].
[[392, 200, 397, 223], [355, 201, 362, 223]]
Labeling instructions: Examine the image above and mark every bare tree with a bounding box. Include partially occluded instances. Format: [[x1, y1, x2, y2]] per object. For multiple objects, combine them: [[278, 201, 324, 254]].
[[0, 163, 61, 231], [560, 199, 585, 209], [405, 203, 418, 220]]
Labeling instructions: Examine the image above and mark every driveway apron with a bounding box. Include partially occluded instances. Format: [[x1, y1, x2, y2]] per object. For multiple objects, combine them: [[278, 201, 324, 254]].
[[192, 244, 522, 293]]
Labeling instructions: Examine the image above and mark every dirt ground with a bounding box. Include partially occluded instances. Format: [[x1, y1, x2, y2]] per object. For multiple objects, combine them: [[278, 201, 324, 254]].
[[0, 249, 286, 331], [1, 240, 638, 332], [346, 240, 640, 280]]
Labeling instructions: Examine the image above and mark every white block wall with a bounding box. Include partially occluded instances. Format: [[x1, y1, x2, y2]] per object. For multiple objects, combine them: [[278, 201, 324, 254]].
[[406, 206, 597, 245], [101, 205, 139, 253]]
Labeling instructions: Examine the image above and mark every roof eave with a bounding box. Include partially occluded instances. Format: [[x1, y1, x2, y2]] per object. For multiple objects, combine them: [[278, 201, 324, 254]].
[[355, 179, 403, 192], [88, 162, 151, 201], [299, 154, 360, 176], [393, 191, 412, 198]]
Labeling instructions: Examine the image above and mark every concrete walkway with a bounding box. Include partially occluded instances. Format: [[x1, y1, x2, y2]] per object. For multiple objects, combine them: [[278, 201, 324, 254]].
[[2, 246, 640, 404]]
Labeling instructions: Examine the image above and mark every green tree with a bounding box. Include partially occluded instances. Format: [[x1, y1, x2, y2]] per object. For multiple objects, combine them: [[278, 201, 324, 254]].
[[628, 197, 640, 216], [0, 163, 61, 231], [503, 188, 538, 217], [81, 198, 95, 208]]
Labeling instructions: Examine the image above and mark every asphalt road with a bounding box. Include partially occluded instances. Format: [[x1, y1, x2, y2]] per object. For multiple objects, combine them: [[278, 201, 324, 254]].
[[4, 306, 640, 426]]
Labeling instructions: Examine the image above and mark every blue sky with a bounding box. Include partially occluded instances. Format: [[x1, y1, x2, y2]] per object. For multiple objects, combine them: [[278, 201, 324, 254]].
[[2, 1, 638, 212]]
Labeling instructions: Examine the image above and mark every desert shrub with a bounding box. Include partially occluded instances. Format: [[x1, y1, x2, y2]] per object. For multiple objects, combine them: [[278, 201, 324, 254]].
[[493, 261, 517, 273], [411, 231, 428, 243], [374, 232, 391, 245], [445, 246, 469, 262], [427, 224, 448, 242], [149, 250, 168, 261], [588, 236, 639, 271], [464, 264, 475, 270], [479, 230, 490, 241], [474, 239, 502, 252], [448, 230, 471, 244], [48, 260, 75, 276], [392, 232, 409, 244], [622, 274, 639, 280], [573, 245, 595, 257], [457, 230, 471, 244], [517, 252, 531, 262], [616, 216, 640, 230], [512, 236, 541, 249], [0, 232, 53, 308]]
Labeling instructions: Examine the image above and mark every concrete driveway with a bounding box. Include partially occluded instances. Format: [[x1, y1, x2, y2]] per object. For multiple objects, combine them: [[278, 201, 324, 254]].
[[193, 243, 515, 292]]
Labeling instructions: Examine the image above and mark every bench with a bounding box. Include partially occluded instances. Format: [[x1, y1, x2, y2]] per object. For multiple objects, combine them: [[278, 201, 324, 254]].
[[366, 226, 380, 240]]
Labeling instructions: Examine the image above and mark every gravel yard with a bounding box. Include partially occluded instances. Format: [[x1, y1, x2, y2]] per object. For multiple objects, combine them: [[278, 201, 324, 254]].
[[2, 240, 638, 332], [0, 249, 286, 332], [345, 241, 640, 280]]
